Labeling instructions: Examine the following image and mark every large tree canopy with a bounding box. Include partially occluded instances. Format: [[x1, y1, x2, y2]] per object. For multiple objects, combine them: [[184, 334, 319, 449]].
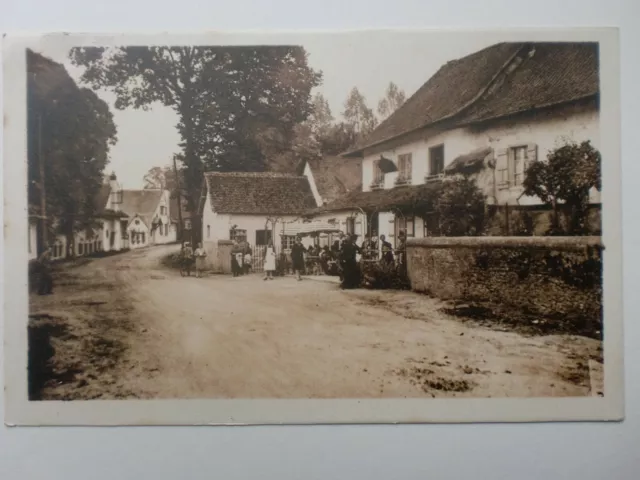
[[28, 50, 117, 251], [70, 46, 322, 222]]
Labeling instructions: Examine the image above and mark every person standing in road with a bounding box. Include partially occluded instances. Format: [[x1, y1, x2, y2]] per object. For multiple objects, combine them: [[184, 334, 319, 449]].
[[182, 242, 194, 277], [37, 245, 54, 295], [263, 241, 277, 280], [194, 242, 207, 278], [291, 236, 306, 281]]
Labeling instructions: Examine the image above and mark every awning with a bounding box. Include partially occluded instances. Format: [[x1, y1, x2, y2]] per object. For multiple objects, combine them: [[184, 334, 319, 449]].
[[445, 147, 493, 175], [378, 155, 398, 173]]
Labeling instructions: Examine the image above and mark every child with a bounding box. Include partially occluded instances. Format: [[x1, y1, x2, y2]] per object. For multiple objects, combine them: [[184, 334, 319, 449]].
[[263, 242, 276, 280], [243, 252, 252, 275]]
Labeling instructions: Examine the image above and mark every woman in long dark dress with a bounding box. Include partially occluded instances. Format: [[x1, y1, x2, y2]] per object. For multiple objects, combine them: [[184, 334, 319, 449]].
[[339, 235, 362, 289], [290, 236, 306, 281]]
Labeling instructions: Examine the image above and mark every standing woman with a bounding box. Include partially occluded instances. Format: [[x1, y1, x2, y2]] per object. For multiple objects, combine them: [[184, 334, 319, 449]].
[[194, 242, 207, 278], [263, 241, 277, 280], [291, 236, 306, 281]]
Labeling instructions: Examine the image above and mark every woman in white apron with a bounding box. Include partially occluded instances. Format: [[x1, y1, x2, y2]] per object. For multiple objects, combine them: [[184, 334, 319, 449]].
[[263, 242, 276, 280]]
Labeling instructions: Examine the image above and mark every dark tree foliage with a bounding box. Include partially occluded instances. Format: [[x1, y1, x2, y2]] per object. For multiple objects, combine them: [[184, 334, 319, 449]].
[[522, 140, 601, 235], [70, 46, 322, 227], [28, 50, 117, 252], [435, 175, 486, 236]]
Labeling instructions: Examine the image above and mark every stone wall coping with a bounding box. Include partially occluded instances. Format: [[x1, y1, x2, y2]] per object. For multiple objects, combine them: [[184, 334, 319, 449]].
[[407, 236, 603, 250]]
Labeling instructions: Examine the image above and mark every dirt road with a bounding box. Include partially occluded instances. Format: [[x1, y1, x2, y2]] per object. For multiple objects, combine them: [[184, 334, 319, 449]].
[[29, 245, 603, 400]]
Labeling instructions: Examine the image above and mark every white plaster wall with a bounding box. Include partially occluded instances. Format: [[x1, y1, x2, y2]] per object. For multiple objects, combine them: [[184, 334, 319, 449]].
[[361, 104, 600, 205], [303, 162, 323, 206], [128, 216, 151, 249]]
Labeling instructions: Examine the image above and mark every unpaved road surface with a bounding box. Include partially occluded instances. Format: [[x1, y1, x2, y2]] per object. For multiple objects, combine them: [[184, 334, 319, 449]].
[[29, 245, 603, 400]]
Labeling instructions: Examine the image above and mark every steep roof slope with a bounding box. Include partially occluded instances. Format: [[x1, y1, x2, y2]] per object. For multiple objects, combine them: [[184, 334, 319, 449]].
[[306, 156, 362, 204], [346, 42, 599, 155], [120, 189, 163, 226]]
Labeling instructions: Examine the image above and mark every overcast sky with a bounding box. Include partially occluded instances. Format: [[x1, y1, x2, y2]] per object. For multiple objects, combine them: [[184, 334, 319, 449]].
[[35, 32, 503, 189]]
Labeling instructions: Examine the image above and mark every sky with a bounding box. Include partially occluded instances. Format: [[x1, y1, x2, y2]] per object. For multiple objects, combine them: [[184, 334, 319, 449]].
[[35, 31, 503, 189]]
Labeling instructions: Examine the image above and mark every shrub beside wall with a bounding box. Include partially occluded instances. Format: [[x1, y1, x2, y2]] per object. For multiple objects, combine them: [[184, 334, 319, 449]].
[[406, 236, 603, 337]]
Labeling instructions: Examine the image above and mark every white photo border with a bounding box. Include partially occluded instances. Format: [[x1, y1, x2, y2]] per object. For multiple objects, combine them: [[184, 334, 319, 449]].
[[2, 28, 624, 425]]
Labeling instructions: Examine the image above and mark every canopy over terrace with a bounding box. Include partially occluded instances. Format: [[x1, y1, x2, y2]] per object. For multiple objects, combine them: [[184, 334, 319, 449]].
[[307, 181, 442, 216]]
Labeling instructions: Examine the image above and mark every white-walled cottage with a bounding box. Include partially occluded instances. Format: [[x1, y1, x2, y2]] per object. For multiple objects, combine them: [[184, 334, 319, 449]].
[[309, 41, 601, 246]]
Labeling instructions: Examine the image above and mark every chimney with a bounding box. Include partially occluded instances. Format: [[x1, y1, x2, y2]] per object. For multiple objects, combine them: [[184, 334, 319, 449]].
[[109, 172, 123, 210]]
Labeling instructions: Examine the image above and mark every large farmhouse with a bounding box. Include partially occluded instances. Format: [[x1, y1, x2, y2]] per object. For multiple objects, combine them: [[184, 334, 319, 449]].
[[306, 41, 601, 247]]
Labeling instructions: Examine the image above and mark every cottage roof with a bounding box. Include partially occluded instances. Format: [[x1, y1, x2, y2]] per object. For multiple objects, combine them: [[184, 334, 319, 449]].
[[309, 182, 441, 215], [120, 189, 164, 226], [203, 172, 317, 215], [345, 42, 599, 155], [305, 156, 362, 204]]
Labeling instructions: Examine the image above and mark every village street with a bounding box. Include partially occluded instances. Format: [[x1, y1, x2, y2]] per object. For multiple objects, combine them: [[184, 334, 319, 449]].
[[28, 245, 603, 400]]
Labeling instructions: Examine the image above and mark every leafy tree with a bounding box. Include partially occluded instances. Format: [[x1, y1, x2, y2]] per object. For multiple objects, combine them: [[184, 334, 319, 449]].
[[308, 93, 334, 139], [522, 140, 601, 235], [343, 87, 378, 140], [319, 122, 358, 156], [70, 46, 321, 238], [435, 175, 486, 236], [143, 165, 179, 191], [377, 82, 406, 120], [28, 50, 117, 255]]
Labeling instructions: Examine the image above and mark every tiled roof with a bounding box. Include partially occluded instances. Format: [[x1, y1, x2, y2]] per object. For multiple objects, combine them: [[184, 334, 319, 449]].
[[309, 182, 441, 214], [346, 42, 599, 155], [306, 156, 362, 204], [120, 189, 163, 226], [457, 42, 599, 124], [204, 172, 317, 215]]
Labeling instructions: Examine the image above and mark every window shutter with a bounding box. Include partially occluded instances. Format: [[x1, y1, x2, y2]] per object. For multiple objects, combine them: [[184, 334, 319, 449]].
[[495, 148, 509, 188], [525, 143, 538, 171]]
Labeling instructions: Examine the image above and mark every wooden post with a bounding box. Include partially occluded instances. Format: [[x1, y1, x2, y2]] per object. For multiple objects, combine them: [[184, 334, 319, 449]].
[[38, 113, 47, 254], [504, 202, 510, 236], [172, 155, 184, 244]]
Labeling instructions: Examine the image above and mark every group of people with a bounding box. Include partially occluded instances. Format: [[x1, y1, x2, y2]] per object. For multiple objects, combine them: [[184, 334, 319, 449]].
[[180, 241, 208, 277]]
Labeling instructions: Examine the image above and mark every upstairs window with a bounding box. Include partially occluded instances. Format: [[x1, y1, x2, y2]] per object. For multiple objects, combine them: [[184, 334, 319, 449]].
[[496, 144, 538, 189], [396, 154, 412, 184], [428, 144, 445, 178], [510, 146, 527, 186], [160, 206, 167, 215], [372, 159, 384, 188]]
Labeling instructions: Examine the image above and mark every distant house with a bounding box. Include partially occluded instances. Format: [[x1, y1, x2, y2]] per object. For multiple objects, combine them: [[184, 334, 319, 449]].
[[119, 189, 177, 249], [309, 41, 601, 245]]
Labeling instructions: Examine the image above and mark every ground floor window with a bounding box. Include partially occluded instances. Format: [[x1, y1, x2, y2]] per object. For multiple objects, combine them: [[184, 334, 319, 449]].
[[346, 217, 356, 236], [141, 233, 146, 244], [78, 243, 84, 255], [395, 215, 415, 239], [255, 229, 272, 246], [423, 213, 440, 236], [281, 235, 296, 252]]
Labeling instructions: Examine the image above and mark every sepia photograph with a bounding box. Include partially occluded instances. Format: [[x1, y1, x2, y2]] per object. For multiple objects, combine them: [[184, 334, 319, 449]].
[[2, 29, 623, 425]]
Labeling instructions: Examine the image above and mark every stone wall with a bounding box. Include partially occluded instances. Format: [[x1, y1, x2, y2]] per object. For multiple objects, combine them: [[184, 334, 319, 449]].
[[406, 236, 603, 332]]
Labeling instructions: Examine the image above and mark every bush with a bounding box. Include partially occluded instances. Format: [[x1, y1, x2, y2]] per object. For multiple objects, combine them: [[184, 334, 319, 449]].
[[361, 261, 410, 290]]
